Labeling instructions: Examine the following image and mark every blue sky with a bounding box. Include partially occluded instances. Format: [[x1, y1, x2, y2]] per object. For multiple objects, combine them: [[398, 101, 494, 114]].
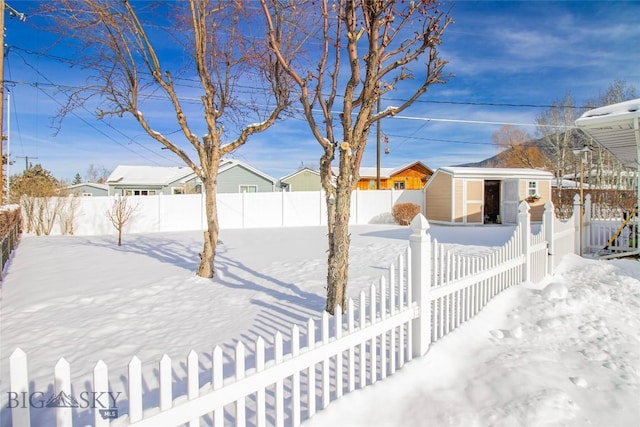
[[3, 1, 640, 182]]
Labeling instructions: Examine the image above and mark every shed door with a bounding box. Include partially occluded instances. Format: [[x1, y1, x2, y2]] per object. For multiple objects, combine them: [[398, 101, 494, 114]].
[[501, 179, 519, 224]]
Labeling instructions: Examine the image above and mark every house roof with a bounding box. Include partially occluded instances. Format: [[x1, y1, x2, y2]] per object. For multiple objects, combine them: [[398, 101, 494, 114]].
[[333, 161, 432, 179], [280, 167, 320, 182], [438, 166, 553, 179], [575, 98, 640, 169], [65, 182, 109, 191], [219, 158, 278, 184], [106, 165, 196, 186]]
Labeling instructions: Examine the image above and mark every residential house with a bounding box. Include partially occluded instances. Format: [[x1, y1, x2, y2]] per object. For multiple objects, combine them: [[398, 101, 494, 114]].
[[279, 167, 322, 192], [106, 159, 279, 196], [63, 182, 109, 197], [217, 158, 279, 193], [424, 167, 553, 225], [106, 165, 200, 196], [352, 161, 433, 190]]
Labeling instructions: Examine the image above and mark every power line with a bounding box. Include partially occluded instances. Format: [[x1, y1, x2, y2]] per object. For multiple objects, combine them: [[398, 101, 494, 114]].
[[391, 115, 574, 129], [9, 44, 595, 111], [9, 51, 181, 166]]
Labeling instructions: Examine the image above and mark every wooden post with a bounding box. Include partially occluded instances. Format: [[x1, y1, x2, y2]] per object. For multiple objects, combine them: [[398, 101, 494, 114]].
[[584, 194, 592, 254], [409, 214, 431, 357], [573, 194, 581, 254]]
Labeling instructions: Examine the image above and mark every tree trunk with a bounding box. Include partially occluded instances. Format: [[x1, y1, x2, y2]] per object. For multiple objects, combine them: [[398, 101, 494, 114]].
[[118, 226, 122, 246], [197, 178, 219, 278], [324, 158, 352, 314]]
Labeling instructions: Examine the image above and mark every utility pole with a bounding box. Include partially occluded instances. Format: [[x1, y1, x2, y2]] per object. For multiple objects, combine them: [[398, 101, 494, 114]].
[[1, 0, 5, 205], [0, 0, 26, 205], [16, 155, 37, 172]]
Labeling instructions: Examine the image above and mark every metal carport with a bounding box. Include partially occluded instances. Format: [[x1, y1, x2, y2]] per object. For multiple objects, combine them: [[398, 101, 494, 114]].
[[575, 98, 640, 257]]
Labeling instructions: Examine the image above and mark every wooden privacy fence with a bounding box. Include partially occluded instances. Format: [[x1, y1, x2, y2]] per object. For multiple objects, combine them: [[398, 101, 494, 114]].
[[0, 207, 21, 279], [7, 201, 578, 427]]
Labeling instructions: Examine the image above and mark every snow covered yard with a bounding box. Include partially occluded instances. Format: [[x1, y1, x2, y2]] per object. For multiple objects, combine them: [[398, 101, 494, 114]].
[[1, 224, 639, 426]]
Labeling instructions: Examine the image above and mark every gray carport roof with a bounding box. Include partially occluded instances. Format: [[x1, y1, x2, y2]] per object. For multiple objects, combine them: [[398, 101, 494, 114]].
[[575, 98, 640, 169]]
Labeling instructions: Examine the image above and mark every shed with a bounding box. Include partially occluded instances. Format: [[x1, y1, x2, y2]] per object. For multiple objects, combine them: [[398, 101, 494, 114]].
[[425, 167, 553, 225]]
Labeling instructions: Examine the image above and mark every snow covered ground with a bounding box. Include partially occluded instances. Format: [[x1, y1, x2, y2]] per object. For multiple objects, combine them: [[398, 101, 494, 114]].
[[1, 224, 638, 426]]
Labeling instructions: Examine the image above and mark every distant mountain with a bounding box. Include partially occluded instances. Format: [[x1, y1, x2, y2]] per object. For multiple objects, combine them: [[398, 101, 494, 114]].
[[457, 138, 554, 169]]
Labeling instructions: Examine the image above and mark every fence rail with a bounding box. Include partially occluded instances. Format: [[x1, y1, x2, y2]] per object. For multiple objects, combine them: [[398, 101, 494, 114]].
[[6, 200, 582, 426]]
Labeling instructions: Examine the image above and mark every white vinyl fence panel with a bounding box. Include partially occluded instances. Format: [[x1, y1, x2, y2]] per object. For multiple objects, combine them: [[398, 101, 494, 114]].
[[22, 190, 423, 236]]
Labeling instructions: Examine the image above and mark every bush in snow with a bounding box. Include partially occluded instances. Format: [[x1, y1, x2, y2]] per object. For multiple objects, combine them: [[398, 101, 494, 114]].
[[392, 203, 421, 226]]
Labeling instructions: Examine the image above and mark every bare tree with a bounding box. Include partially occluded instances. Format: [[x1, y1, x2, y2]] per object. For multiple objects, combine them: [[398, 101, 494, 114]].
[[85, 164, 111, 184], [45, 1, 290, 277], [536, 94, 580, 196], [106, 195, 137, 246], [491, 125, 549, 169], [261, 0, 451, 313], [58, 196, 81, 235]]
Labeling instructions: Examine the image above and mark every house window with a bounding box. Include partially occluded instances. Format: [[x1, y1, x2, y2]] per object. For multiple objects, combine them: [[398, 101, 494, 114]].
[[239, 185, 258, 193], [124, 189, 156, 196], [81, 193, 93, 197], [172, 187, 185, 195], [369, 180, 376, 189], [528, 181, 538, 197], [393, 181, 405, 190]]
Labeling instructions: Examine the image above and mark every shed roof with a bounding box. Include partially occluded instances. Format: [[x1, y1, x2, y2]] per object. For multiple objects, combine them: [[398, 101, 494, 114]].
[[438, 166, 553, 179], [574, 98, 640, 168]]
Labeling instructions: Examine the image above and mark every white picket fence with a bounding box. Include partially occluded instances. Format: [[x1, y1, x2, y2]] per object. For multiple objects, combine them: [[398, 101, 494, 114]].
[[584, 194, 638, 254], [6, 200, 580, 427]]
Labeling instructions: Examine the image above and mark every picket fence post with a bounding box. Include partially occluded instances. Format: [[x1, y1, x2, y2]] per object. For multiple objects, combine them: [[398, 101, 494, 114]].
[[9, 348, 30, 427], [543, 201, 555, 275], [518, 201, 531, 283], [573, 194, 581, 254], [409, 214, 431, 357]]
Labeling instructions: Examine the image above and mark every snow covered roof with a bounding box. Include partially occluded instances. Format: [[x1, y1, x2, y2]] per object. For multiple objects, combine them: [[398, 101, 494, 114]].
[[106, 165, 196, 186], [575, 98, 640, 169], [65, 182, 109, 191], [438, 166, 553, 179]]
